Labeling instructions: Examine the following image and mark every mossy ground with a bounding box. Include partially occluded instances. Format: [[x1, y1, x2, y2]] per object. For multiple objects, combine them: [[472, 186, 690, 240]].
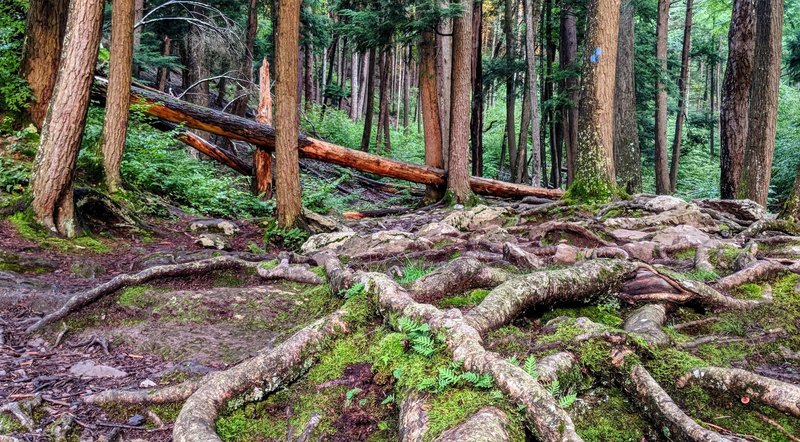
[[7, 211, 111, 253]]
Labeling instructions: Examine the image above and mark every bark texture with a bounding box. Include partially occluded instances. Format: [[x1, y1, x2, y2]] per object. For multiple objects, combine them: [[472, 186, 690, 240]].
[[559, 6, 578, 185], [420, 32, 445, 201], [654, 0, 670, 194], [30, 0, 103, 237], [447, 0, 474, 203], [523, 0, 542, 186], [612, 0, 642, 194], [669, 0, 694, 193], [254, 59, 274, 199]]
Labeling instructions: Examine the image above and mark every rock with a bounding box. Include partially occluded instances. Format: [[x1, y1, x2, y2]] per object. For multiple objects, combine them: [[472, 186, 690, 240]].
[[622, 241, 657, 262], [338, 230, 433, 259], [69, 360, 127, 378], [126, 414, 146, 426], [415, 222, 461, 241], [608, 229, 652, 242], [651, 225, 711, 246], [697, 199, 765, 222], [139, 379, 157, 388], [552, 244, 579, 264], [300, 208, 353, 234], [643, 195, 690, 212], [442, 205, 512, 232], [624, 305, 670, 346], [605, 206, 717, 231], [300, 231, 356, 254], [194, 233, 230, 250], [503, 243, 542, 269], [188, 219, 240, 236], [0, 250, 57, 274], [69, 261, 104, 279]]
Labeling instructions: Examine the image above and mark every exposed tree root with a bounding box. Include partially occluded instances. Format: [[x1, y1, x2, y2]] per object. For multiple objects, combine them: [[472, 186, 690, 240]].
[[754, 412, 800, 442], [27, 256, 262, 332], [528, 221, 612, 247], [624, 304, 670, 346], [502, 242, 543, 269], [715, 260, 789, 292], [409, 257, 510, 300], [738, 219, 800, 240], [0, 396, 39, 432], [85, 380, 202, 406], [398, 392, 430, 442], [257, 258, 323, 284], [535, 352, 577, 384], [677, 327, 785, 350], [432, 407, 511, 442], [677, 367, 800, 419], [672, 316, 720, 331]]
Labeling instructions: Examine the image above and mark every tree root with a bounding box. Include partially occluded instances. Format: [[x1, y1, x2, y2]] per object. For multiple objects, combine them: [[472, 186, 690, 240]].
[[738, 219, 800, 240], [27, 256, 261, 332], [623, 304, 670, 346], [432, 407, 511, 442], [257, 258, 323, 284], [409, 257, 510, 300], [0, 396, 40, 432], [502, 243, 543, 269], [677, 327, 785, 350], [677, 367, 800, 419], [85, 380, 202, 406], [528, 221, 612, 247], [715, 260, 789, 292], [536, 352, 577, 385], [399, 392, 430, 442]]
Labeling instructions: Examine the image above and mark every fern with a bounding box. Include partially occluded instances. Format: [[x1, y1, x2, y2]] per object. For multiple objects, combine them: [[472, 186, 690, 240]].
[[507, 355, 519, 366], [411, 334, 436, 357], [437, 367, 461, 391], [417, 377, 436, 391], [342, 282, 365, 299], [524, 355, 539, 379], [474, 373, 493, 389], [548, 379, 561, 396], [559, 392, 578, 409]]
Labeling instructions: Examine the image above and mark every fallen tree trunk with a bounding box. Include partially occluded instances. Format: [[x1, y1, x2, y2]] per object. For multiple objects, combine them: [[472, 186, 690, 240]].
[[94, 78, 563, 199]]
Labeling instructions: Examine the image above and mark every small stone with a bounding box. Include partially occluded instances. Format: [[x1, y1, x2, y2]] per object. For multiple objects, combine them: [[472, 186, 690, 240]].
[[127, 414, 146, 426], [194, 233, 230, 250], [300, 231, 356, 254], [622, 241, 657, 262], [552, 244, 578, 264], [139, 379, 157, 388], [442, 205, 511, 232], [69, 360, 127, 378], [189, 219, 240, 236], [644, 195, 689, 212], [415, 222, 461, 241]]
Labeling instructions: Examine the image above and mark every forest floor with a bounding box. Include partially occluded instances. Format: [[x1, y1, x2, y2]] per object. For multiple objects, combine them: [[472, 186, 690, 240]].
[[2, 192, 800, 441]]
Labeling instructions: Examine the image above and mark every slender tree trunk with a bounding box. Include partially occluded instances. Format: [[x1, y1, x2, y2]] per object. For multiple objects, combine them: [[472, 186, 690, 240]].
[[21, 0, 69, 128], [359, 49, 376, 152], [654, 0, 670, 194], [274, 0, 303, 228], [438, 14, 453, 165], [668, 0, 694, 193], [781, 162, 800, 221], [254, 59, 274, 199], [524, 0, 542, 186], [350, 51, 360, 120], [403, 46, 411, 130], [559, 4, 578, 185], [358, 52, 369, 119], [100, 0, 135, 193], [31, 0, 103, 237], [156, 35, 172, 92], [420, 31, 445, 202], [304, 44, 314, 112], [376, 49, 391, 152], [720, 0, 755, 199], [232, 0, 258, 117], [565, 0, 620, 201], [470, 0, 485, 177], [504, 0, 517, 180], [739, 0, 784, 206], [516, 77, 531, 184], [448, 0, 474, 203], [613, 0, 642, 194], [710, 55, 716, 157]]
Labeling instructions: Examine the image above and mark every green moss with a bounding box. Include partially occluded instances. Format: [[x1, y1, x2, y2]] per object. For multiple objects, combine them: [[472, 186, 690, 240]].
[[574, 387, 652, 442], [8, 211, 111, 253], [644, 348, 705, 389], [485, 325, 529, 357], [426, 389, 500, 441], [672, 248, 697, 260], [439, 289, 490, 308], [682, 269, 720, 281], [541, 304, 623, 327], [307, 330, 373, 384], [0, 414, 25, 434], [578, 340, 613, 375], [258, 259, 278, 270], [397, 260, 435, 285], [212, 270, 244, 288], [117, 285, 155, 308], [694, 342, 750, 366], [735, 283, 764, 299]]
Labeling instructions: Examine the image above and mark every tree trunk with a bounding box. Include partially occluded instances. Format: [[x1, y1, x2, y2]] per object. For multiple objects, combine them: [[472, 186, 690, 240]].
[[668, 0, 694, 193], [21, 0, 69, 128], [565, 0, 620, 202], [739, 0, 784, 206], [470, 0, 484, 177], [100, 0, 135, 194], [781, 163, 800, 222], [523, 0, 542, 186], [31, 0, 103, 237], [304, 44, 314, 112], [437, 14, 453, 165], [274, 0, 303, 228], [654, 0, 670, 194], [254, 59, 274, 199], [359, 49, 376, 152], [231, 0, 258, 117], [516, 76, 531, 185], [420, 31, 445, 202], [559, 4, 578, 185], [504, 0, 517, 179], [542, 0, 554, 187], [613, 0, 642, 194], [156, 35, 172, 92], [720, 0, 756, 199], [350, 51, 359, 121], [403, 46, 411, 130], [376, 49, 391, 152], [448, 0, 474, 203]]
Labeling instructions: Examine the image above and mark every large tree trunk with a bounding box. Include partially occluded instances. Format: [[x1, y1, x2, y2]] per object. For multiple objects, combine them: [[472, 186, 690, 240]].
[[719, 0, 755, 199], [470, 0, 484, 177], [100, 0, 135, 194], [565, 0, 620, 202], [448, 0, 474, 203], [504, 0, 517, 179], [437, 14, 453, 165], [524, 0, 542, 186], [31, 0, 103, 237], [420, 31, 445, 202], [376, 49, 391, 152], [559, 4, 578, 185], [360, 49, 377, 152], [654, 0, 670, 194], [21, 0, 69, 128], [402, 46, 411, 130], [739, 0, 784, 206], [668, 0, 694, 193], [274, 0, 303, 228], [613, 0, 642, 194]]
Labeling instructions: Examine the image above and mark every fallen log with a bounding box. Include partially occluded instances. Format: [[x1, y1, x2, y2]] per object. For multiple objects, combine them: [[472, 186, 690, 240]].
[[94, 78, 563, 200]]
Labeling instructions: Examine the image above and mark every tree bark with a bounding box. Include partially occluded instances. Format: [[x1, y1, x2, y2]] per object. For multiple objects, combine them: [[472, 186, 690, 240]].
[[156, 35, 172, 92], [232, 0, 258, 118], [420, 31, 445, 202], [274, 0, 303, 228], [437, 13, 453, 165], [376, 49, 391, 152], [559, 4, 578, 185], [254, 59, 274, 199], [360, 49, 376, 152], [739, 0, 783, 206], [403, 46, 411, 130], [565, 0, 620, 201], [31, 0, 103, 237], [654, 0, 670, 194], [669, 0, 694, 193], [523, 0, 542, 186], [304, 44, 314, 112], [613, 0, 642, 194], [448, 0, 474, 203], [470, 0, 484, 177], [350, 51, 359, 121], [21, 0, 69, 128], [504, 0, 517, 179], [100, 0, 135, 194]]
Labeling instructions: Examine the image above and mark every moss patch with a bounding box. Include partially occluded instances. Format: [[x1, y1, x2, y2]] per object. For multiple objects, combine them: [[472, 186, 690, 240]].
[[8, 211, 111, 253], [438, 289, 490, 308]]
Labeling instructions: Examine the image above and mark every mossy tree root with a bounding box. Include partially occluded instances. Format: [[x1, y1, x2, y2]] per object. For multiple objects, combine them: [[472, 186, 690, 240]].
[[677, 367, 800, 419], [257, 258, 323, 284], [714, 260, 791, 292], [27, 256, 262, 333], [84, 380, 202, 406], [409, 257, 510, 300], [528, 221, 613, 247]]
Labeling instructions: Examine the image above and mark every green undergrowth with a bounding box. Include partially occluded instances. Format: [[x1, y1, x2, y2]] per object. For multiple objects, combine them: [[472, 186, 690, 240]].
[[573, 387, 654, 442], [396, 260, 435, 285], [438, 289, 490, 308], [7, 211, 111, 253], [541, 301, 623, 327]]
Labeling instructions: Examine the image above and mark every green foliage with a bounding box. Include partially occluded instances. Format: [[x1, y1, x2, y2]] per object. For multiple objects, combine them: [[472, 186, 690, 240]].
[[438, 289, 490, 308], [8, 211, 111, 253], [397, 260, 435, 285], [262, 219, 310, 250], [0, 0, 31, 114], [524, 355, 539, 379], [341, 282, 365, 299]]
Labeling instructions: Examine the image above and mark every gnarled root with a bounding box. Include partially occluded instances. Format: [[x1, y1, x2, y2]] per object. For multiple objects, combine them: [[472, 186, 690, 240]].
[[715, 260, 790, 292], [529, 221, 612, 247], [0, 396, 40, 432], [27, 256, 261, 332], [84, 380, 201, 406], [399, 392, 430, 442], [409, 257, 509, 300], [677, 367, 800, 419], [432, 407, 511, 442], [624, 304, 670, 346], [536, 352, 577, 385], [257, 258, 323, 284]]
